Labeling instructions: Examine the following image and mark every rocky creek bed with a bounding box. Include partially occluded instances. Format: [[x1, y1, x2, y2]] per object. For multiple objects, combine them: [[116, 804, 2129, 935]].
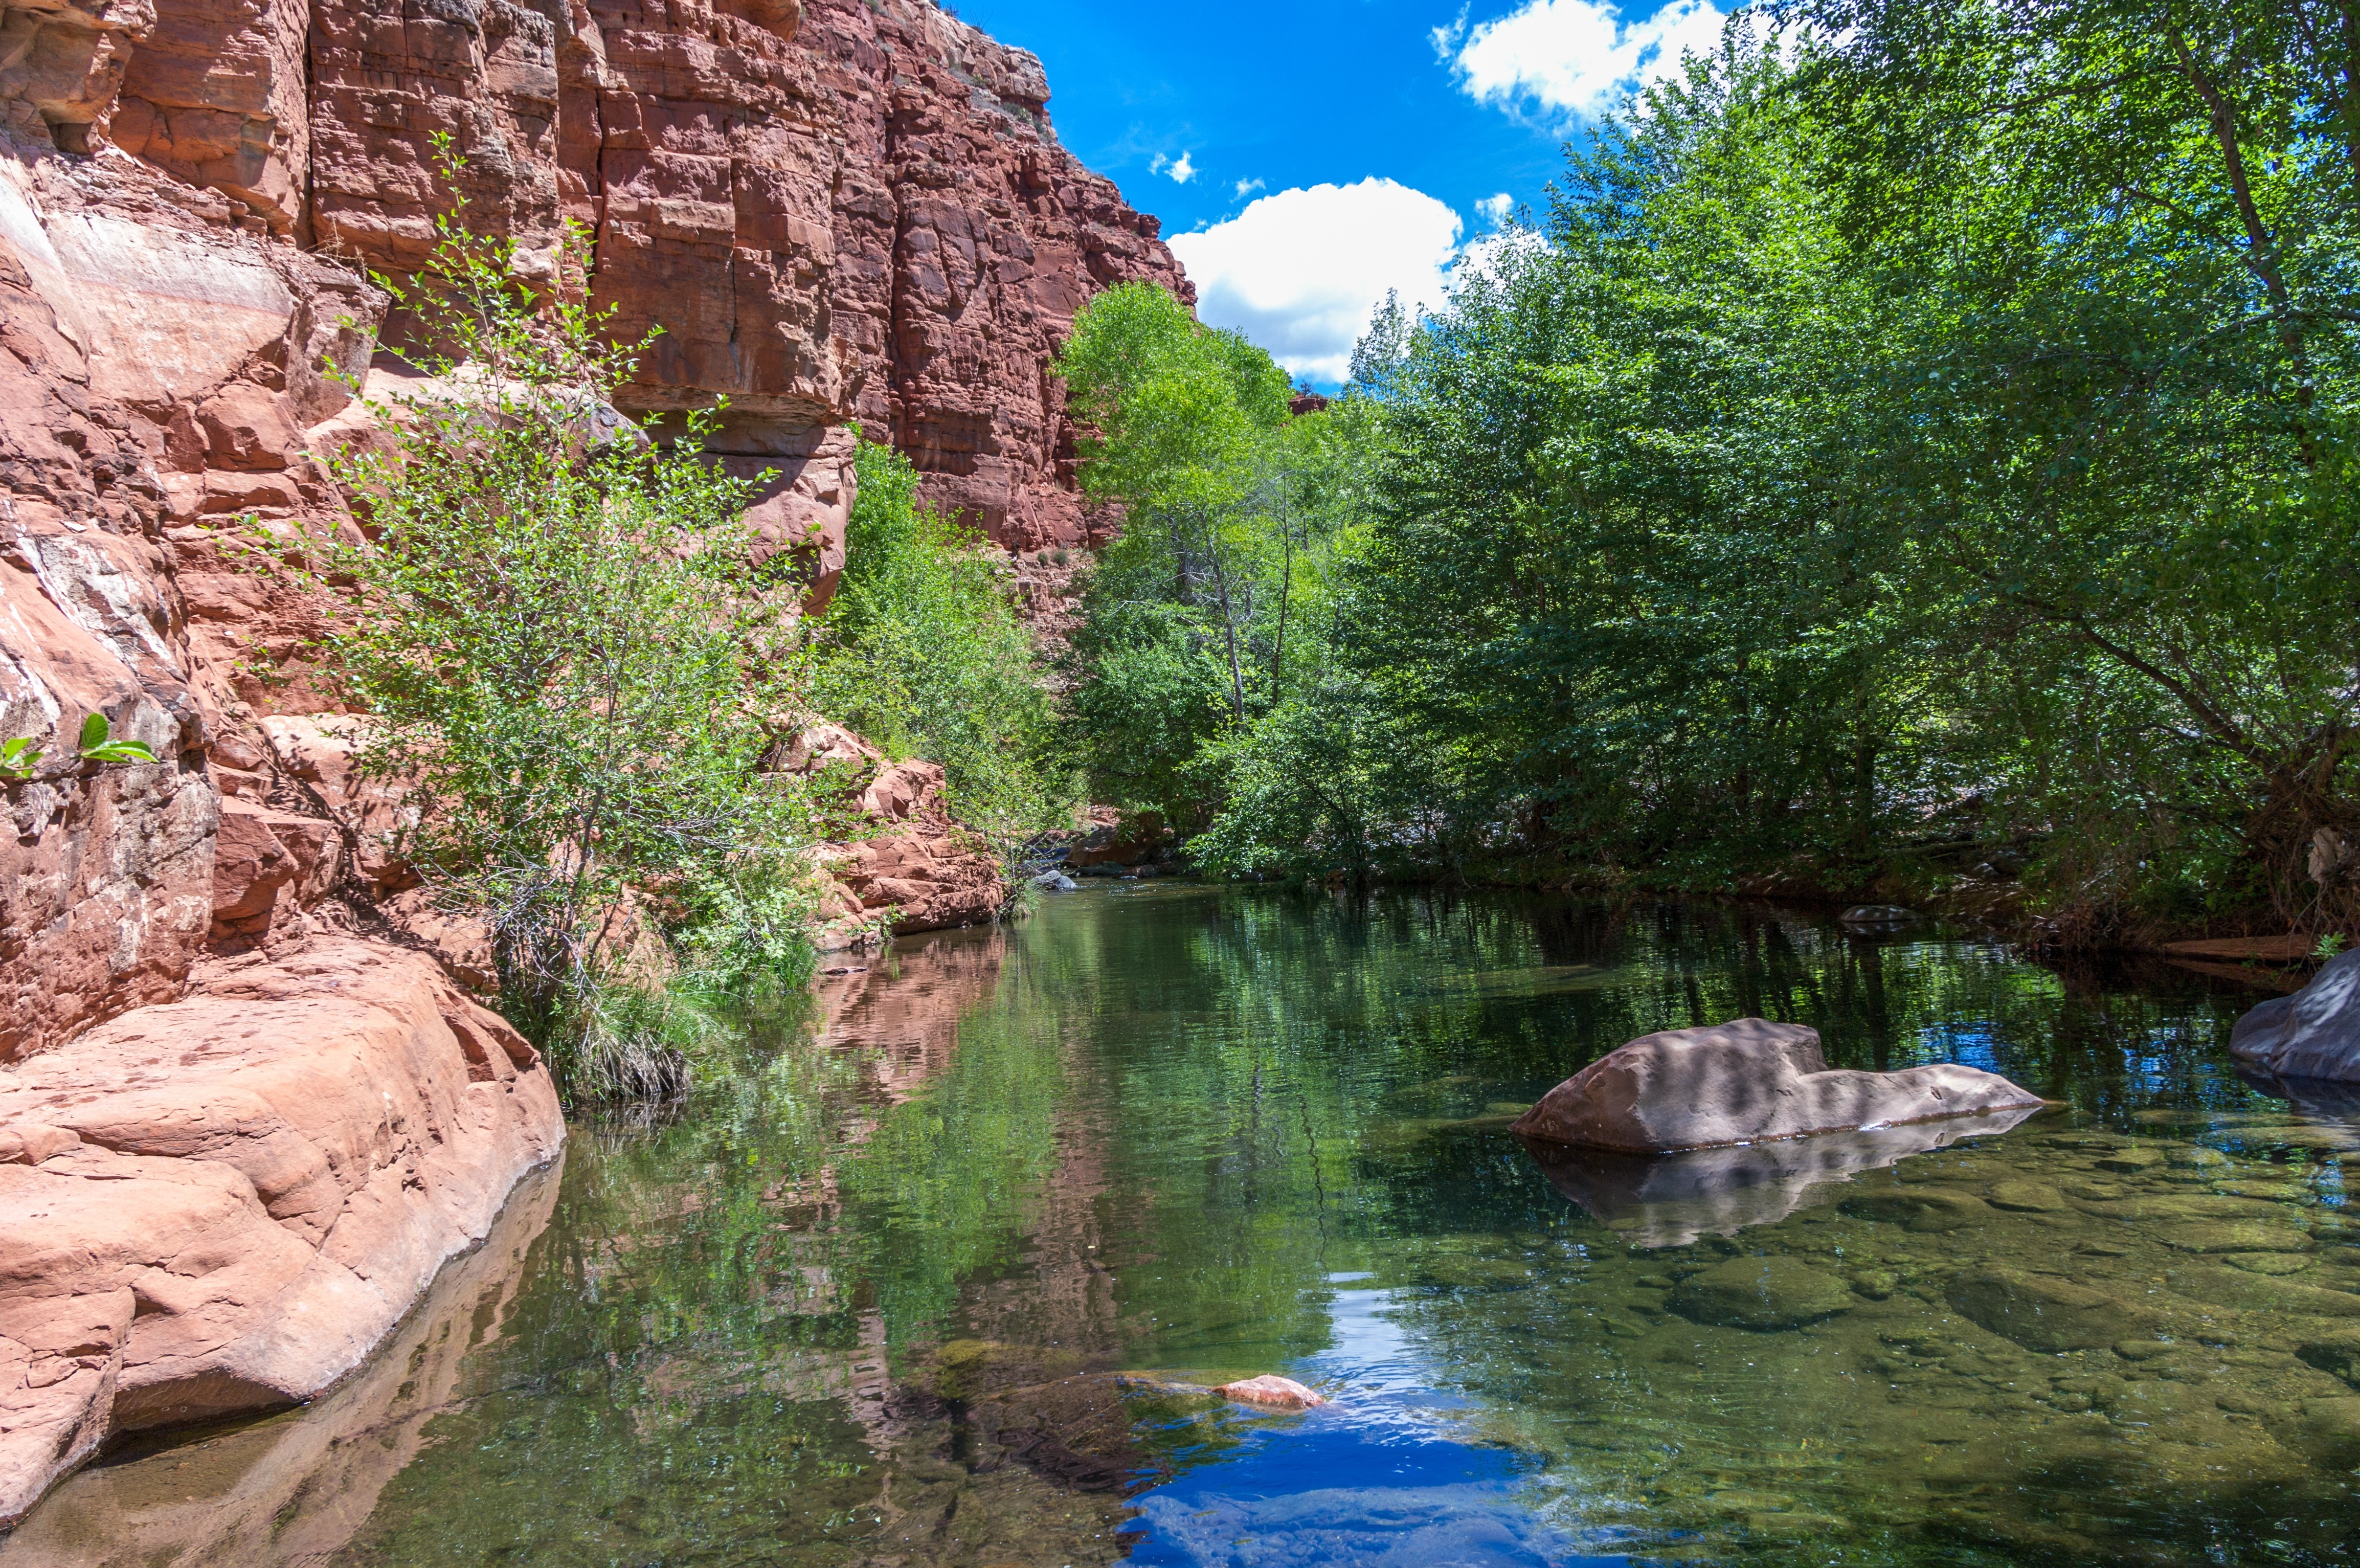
[[9, 887, 2359, 1566]]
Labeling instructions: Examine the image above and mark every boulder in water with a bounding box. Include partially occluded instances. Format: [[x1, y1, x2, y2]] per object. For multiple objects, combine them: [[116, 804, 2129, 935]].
[[1947, 1268, 2167, 1353], [1509, 1018, 2044, 1153], [2231, 949, 2360, 1083]]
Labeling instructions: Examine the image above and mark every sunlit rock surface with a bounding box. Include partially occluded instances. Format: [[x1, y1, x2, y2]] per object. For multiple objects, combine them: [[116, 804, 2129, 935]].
[[0, 1160, 561, 1567], [1510, 1017, 2047, 1152], [0, 939, 562, 1527]]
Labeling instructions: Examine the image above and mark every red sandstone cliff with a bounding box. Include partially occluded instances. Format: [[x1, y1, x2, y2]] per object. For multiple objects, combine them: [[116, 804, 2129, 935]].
[[0, 0, 1178, 1524]]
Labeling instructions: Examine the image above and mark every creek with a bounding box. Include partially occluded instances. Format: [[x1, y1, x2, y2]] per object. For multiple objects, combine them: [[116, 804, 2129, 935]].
[[11, 885, 2360, 1566]]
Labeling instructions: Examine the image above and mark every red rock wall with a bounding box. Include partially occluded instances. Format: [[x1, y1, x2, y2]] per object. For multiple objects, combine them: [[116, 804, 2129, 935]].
[[0, 0, 1192, 1506], [0, 0, 1177, 1061], [294, 0, 1190, 551]]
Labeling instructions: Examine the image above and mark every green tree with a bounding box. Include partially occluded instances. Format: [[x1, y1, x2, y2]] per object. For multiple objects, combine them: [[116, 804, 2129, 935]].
[[1781, 0, 2360, 934], [810, 438, 1069, 861]]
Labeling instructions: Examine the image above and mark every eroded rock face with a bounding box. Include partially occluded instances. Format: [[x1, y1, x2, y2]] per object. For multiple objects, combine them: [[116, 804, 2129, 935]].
[[0, 937, 563, 1527], [1510, 1018, 2047, 1154], [0, 0, 1149, 1510], [778, 721, 1007, 945], [294, 0, 1187, 551], [2232, 949, 2360, 1083]]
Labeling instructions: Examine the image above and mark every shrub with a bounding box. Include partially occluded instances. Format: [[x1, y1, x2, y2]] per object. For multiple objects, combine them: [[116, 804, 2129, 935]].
[[811, 438, 1072, 862], [286, 141, 818, 1097]]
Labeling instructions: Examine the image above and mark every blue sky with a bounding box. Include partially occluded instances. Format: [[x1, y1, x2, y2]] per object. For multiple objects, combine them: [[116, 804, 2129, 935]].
[[951, 0, 1730, 385]]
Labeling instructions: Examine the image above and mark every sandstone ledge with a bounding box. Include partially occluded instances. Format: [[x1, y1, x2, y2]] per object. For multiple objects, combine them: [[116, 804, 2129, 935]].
[[0, 938, 565, 1528]]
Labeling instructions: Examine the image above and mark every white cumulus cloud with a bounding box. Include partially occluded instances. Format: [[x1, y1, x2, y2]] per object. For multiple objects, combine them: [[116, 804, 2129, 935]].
[[1168, 151, 1197, 184], [1234, 176, 1266, 199], [1476, 191, 1515, 226], [1170, 178, 1472, 386], [1439, 0, 1728, 121]]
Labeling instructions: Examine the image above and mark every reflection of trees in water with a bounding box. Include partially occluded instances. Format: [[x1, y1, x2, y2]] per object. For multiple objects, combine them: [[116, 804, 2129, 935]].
[[147, 888, 2296, 1567]]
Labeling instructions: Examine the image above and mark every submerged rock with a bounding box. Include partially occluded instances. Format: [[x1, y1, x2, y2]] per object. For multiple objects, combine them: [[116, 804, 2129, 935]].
[[1671, 1257, 1855, 1330], [1510, 1018, 2046, 1153], [1946, 1268, 2164, 1353], [2296, 1330, 2360, 1387], [2232, 950, 2360, 1083], [1213, 1375, 1327, 1409]]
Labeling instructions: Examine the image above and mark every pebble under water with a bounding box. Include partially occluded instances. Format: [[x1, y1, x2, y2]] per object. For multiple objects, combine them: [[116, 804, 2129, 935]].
[[12, 886, 2360, 1567]]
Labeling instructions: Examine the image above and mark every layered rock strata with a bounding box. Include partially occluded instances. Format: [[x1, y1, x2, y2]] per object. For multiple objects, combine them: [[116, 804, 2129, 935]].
[[781, 720, 1007, 946], [0, 939, 564, 1527]]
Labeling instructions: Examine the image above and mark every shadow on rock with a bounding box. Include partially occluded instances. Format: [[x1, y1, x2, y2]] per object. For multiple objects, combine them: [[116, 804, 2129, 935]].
[[1521, 1107, 2041, 1247]]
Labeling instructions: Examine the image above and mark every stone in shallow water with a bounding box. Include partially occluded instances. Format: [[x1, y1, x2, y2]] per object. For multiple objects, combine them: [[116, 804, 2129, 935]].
[[2214, 1178, 2318, 1204], [2288, 1397, 2360, 1469], [2232, 949, 2360, 1082], [2162, 1220, 2313, 1255], [1671, 1256, 1855, 1330], [1214, 1375, 1327, 1409], [2297, 1330, 2360, 1386], [1840, 1187, 1985, 1233], [1986, 1179, 2067, 1213], [2096, 1148, 2167, 1175], [2228, 1252, 2316, 1276], [1947, 1268, 2164, 1353]]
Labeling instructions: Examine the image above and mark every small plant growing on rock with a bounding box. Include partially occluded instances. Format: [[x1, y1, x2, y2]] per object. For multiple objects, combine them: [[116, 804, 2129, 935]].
[[75, 714, 158, 766], [0, 737, 37, 780]]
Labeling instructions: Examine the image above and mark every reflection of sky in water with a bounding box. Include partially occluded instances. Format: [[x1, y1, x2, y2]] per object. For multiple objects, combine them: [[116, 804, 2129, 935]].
[[1125, 1286, 1631, 1566], [1916, 1021, 2002, 1071]]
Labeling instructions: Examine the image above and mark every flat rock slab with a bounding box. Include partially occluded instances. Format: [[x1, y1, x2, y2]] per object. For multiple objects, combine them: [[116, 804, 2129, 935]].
[[0, 939, 563, 1527], [1213, 1375, 1327, 1409], [1510, 1018, 2044, 1153], [2161, 1221, 2314, 1255], [1671, 1257, 1855, 1330], [1947, 1268, 2166, 1354]]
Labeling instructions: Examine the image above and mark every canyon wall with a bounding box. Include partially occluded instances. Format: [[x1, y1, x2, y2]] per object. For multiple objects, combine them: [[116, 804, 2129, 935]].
[[0, 0, 1183, 1052], [0, 0, 1179, 1521]]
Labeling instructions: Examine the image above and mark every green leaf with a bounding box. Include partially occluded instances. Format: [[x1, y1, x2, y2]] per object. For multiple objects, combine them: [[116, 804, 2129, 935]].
[[77, 712, 108, 752]]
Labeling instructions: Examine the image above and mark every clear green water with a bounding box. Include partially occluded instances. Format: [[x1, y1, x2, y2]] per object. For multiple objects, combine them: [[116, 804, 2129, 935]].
[[15, 886, 2360, 1566]]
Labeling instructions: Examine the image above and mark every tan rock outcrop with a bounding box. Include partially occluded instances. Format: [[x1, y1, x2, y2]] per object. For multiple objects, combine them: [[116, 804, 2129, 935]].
[[776, 720, 1007, 945], [0, 937, 563, 1527], [0, 1155, 561, 1568]]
